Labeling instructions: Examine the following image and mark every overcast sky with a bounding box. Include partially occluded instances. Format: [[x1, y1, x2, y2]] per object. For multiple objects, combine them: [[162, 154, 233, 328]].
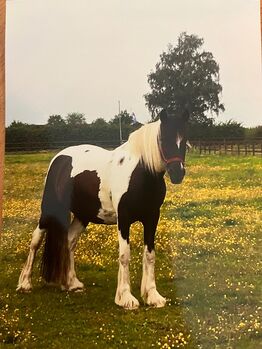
[[6, 0, 262, 126]]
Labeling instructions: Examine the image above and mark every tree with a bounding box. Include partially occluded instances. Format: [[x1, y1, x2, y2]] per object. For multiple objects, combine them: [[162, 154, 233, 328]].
[[9, 120, 27, 128], [144, 32, 225, 123], [65, 112, 86, 126], [47, 115, 65, 127], [109, 110, 135, 126], [109, 110, 141, 141], [91, 117, 108, 127], [213, 120, 244, 139], [245, 125, 262, 139]]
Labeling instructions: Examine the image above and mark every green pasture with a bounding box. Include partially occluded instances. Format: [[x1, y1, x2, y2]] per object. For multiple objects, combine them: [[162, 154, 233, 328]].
[[0, 152, 261, 348]]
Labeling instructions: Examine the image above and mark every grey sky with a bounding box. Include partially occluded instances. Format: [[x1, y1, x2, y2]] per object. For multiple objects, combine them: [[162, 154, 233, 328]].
[[6, 0, 262, 127]]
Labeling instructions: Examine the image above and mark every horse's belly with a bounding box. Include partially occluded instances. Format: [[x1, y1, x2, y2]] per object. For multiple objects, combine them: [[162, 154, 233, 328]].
[[97, 179, 117, 224]]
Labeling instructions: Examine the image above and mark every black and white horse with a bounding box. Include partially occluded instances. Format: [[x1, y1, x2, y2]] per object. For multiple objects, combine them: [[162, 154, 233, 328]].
[[17, 109, 189, 309]]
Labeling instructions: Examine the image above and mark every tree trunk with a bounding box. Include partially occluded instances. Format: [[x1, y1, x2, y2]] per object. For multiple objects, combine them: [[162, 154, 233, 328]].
[[0, 0, 6, 234]]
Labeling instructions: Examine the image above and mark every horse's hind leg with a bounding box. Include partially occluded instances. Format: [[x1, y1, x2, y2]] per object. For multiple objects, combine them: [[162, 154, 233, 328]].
[[17, 225, 45, 292], [141, 211, 166, 307], [63, 217, 85, 291]]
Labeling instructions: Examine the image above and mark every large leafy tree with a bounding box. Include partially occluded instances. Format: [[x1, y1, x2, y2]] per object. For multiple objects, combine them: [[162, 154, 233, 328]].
[[144, 33, 225, 124]]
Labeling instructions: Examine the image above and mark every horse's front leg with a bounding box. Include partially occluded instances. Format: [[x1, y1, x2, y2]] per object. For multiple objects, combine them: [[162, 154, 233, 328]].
[[115, 221, 139, 310], [141, 211, 166, 307]]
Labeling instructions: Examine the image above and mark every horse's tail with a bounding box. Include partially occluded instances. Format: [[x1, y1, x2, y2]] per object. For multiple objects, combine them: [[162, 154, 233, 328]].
[[39, 155, 73, 286]]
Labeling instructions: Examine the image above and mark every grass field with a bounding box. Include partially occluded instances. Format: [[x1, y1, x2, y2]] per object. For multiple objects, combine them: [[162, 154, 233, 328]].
[[1, 152, 261, 348]]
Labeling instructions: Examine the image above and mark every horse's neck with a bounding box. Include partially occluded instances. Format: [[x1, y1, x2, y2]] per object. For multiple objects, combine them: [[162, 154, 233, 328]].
[[114, 122, 165, 174]]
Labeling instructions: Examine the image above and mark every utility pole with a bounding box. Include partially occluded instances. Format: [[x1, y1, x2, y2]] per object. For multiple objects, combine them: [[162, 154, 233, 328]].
[[118, 100, 122, 144], [0, 0, 5, 235]]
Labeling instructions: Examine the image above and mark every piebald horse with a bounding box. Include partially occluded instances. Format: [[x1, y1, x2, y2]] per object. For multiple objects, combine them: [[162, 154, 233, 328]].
[[17, 109, 189, 309]]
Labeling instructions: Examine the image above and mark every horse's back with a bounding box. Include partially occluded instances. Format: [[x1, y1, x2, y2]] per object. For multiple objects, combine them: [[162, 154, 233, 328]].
[[51, 144, 112, 177]]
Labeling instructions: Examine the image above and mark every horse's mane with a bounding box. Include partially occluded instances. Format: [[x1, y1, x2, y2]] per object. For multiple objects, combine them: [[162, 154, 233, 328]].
[[127, 120, 164, 173]]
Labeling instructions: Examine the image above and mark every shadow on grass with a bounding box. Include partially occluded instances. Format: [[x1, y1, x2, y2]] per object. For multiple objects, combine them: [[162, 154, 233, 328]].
[[0, 259, 196, 348]]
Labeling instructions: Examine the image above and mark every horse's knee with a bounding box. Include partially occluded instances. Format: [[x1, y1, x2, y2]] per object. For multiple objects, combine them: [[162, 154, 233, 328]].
[[144, 248, 155, 264], [119, 249, 130, 266], [30, 227, 45, 250]]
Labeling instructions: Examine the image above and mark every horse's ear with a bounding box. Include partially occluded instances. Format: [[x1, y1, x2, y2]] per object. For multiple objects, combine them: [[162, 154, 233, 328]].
[[159, 109, 168, 123]]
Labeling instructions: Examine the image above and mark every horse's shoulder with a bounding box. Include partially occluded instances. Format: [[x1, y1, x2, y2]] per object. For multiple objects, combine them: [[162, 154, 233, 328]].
[[111, 143, 136, 165]]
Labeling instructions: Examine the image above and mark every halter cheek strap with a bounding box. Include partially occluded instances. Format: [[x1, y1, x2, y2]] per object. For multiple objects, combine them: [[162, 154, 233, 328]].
[[158, 140, 185, 165]]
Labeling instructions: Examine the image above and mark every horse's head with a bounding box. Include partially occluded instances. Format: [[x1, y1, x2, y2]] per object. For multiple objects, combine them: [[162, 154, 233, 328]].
[[158, 109, 189, 184]]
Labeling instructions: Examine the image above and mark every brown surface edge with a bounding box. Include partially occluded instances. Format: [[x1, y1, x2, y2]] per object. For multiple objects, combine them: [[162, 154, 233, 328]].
[[0, 0, 6, 235]]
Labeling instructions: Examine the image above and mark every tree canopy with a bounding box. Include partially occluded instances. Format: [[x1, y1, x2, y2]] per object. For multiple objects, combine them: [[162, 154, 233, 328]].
[[65, 112, 86, 126], [47, 115, 65, 127], [109, 110, 137, 126], [144, 32, 225, 124], [91, 117, 108, 127]]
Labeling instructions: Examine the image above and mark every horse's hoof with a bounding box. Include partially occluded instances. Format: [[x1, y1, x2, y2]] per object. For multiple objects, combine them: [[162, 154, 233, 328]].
[[16, 284, 32, 293], [61, 279, 85, 292], [115, 292, 140, 310], [74, 287, 84, 293], [144, 289, 166, 308]]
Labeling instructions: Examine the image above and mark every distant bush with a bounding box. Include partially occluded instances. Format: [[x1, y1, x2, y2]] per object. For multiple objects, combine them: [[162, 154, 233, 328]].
[[6, 112, 260, 151], [188, 120, 245, 140], [6, 111, 141, 150], [245, 126, 262, 139]]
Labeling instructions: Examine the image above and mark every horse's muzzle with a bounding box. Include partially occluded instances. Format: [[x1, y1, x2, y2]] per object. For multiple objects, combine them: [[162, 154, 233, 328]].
[[166, 163, 185, 184]]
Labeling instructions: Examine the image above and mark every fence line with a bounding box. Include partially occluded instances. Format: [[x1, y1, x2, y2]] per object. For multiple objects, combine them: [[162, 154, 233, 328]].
[[5, 138, 262, 156], [189, 139, 262, 156], [5, 140, 121, 152]]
